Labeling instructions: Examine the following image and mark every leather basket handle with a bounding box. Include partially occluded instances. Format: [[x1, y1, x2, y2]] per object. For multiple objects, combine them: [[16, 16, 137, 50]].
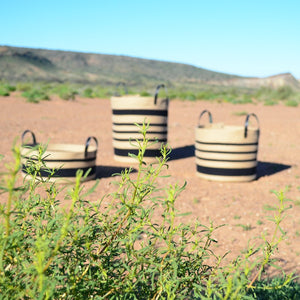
[[244, 113, 260, 138], [198, 110, 213, 127], [85, 136, 98, 157], [22, 130, 37, 145], [154, 84, 169, 105]]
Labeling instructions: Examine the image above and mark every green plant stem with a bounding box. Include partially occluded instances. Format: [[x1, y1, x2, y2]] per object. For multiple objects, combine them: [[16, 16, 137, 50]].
[[4, 144, 21, 236], [247, 190, 288, 289], [97, 141, 145, 256], [42, 171, 82, 273]]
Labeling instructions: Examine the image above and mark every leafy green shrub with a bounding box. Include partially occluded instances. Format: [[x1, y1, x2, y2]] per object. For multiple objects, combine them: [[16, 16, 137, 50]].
[[140, 91, 151, 96], [247, 276, 300, 299], [16, 82, 33, 92], [59, 88, 78, 100], [82, 87, 94, 98], [254, 85, 300, 106], [4, 84, 16, 92], [196, 90, 218, 100], [52, 84, 78, 100], [0, 82, 16, 96], [0, 125, 299, 299], [92, 86, 114, 98], [276, 86, 294, 100], [177, 91, 197, 101], [0, 88, 10, 96], [264, 99, 279, 106], [285, 100, 299, 107], [254, 86, 274, 101], [22, 88, 50, 103], [185, 92, 196, 101]]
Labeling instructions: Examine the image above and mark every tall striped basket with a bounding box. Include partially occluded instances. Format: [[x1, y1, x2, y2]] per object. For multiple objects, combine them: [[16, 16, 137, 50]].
[[21, 130, 98, 183], [195, 110, 260, 182], [111, 84, 169, 163]]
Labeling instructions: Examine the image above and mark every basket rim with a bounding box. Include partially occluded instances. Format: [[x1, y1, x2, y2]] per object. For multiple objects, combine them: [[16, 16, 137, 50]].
[[21, 143, 97, 154]]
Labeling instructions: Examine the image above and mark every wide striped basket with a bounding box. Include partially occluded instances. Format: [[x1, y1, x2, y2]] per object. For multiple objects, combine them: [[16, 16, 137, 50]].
[[111, 84, 169, 163], [21, 130, 98, 183], [195, 110, 260, 182]]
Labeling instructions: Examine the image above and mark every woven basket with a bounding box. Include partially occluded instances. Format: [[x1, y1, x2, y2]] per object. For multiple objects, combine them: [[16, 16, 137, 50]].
[[111, 84, 169, 163], [195, 110, 260, 182], [21, 130, 98, 183]]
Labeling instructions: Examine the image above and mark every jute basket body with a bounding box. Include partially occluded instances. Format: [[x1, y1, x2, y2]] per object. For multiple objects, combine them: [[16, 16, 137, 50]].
[[195, 111, 260, 182], [111, 84, 169, 163], [21, 130, 98, 183]]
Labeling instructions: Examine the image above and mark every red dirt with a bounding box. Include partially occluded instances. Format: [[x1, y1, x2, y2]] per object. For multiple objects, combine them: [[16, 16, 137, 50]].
[[1, 93, 300, 275]]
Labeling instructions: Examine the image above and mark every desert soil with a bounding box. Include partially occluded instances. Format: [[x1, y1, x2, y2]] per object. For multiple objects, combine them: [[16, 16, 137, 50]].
[[1, 93, 300, 275]]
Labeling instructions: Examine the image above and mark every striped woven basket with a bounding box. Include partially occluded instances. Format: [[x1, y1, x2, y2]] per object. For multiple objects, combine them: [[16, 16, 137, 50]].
[[195, 110, 260, 182], [111, 84, 169, 163], [21, 130, 98, 183]]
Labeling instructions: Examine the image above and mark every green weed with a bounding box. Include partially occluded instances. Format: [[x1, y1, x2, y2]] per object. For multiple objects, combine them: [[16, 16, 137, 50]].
[[285, 100, 299, 107], [22, 88, 50, 103], [82, 87, 94, 98], [16, 82, 33, 91], [52, 84, 78, 100], [0, 125, 299, 299], [257, 220, 264, 225], [0, 82, 16, 96], [235, 223, 254, 231], [264, 99, 278, 106], [232, 111, 248, 116], [233, 215, 241, 220]]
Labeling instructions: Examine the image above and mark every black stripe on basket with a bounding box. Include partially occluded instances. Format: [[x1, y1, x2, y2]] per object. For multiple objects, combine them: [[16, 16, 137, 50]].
[[112, 130, 167, 134], [113, 138, 167, 142], [22, 156, 96, 163], [196, 141, 258, 146], [22, 165, 96, 178], [195, 149, 257, 154], [196, 156, 256, 162], [196, 165, 256, 176], [114, 148, 162, 157], [112, 109, 168, 116], [113, 122, 167, 127]]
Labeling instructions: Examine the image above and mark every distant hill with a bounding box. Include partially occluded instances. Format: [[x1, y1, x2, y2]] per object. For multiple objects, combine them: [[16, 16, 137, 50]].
[[0, 45, 299, 90]]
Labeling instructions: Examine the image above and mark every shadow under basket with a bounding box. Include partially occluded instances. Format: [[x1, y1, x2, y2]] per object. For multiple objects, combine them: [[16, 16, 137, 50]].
[[195, 110, 260, 182], [21, 130, 98, 183], [110, 84, 169, 163]]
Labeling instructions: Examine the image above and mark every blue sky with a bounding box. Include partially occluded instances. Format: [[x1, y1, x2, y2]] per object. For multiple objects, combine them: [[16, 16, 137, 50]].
[[1, 0, 300, 78]]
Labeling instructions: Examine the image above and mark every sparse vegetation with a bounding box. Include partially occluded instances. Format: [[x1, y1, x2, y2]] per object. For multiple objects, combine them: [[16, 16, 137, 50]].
[[285, 99, 299, 107], [82, 87, 94, 98], [0, 125, 299, 299], [234, 215, 242, 219], [236, 223, 254, 231], [1, 46, 300, 105], [52, 84, 78, 100], [0, 82, 16, 96], [257, 219, 264, 225], [233, 111, 249, 116], [1, 78, 300, 106], [22, 88, 50, 103]]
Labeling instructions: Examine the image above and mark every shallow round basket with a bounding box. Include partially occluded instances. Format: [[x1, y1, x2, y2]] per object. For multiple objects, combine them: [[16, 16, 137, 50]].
[[21, 130, 98, 183], [111, 84, 169, 163], [195, 110, 260, 182]]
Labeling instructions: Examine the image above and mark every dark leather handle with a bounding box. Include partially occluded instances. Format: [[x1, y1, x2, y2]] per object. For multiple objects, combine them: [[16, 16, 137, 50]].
[[198, 110, 213, 127], [154, 84, 168, 105], [244, 113, 260, 138], [21, 130, 37, 145], [84, 136, 98, 157]]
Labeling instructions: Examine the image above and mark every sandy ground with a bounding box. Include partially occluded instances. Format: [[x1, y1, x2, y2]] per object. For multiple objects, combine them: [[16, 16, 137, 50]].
[[1, 93, 299, 275]]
